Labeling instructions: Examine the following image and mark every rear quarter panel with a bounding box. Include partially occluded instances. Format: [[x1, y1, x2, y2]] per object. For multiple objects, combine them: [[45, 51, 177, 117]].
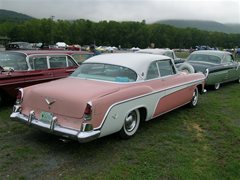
[[96, 72, 205, 137]]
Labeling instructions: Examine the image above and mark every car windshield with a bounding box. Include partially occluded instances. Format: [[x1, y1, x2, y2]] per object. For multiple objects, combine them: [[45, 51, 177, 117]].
[[71, 63, 138, 82], [71, 53, 93, 64], [188, 54, 221, 64], [0, 52, 28, 70]]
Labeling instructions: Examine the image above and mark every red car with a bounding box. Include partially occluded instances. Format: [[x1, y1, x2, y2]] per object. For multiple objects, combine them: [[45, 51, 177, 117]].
[[0, 50, 92, 105]]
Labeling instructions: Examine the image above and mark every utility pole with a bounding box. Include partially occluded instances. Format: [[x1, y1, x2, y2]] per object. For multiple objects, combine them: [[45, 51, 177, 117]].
[[50, 16, 55, 44]]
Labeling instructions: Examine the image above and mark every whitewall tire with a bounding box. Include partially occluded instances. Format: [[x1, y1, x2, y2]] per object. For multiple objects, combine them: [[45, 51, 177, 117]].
[[178, 63, 195, 74], [214, 83, 220, 90], [189, 88, 199, 108], [119, 109, 140, 139]]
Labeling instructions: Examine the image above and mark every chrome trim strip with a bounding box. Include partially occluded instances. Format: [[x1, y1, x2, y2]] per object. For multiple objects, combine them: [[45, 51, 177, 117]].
[[0, 77, 56, 86]]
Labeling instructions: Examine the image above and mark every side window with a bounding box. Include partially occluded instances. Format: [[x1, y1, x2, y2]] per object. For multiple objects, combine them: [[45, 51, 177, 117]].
[[223, 54, 234, 63], [15, 58, 28, 70], [208, 55, 221, 64], [49, 56, 67, 68], [29, 56, 48, 70], [67, 56, 77, 67], [146, 62, 159, 80], [157, 59, 175, 77]]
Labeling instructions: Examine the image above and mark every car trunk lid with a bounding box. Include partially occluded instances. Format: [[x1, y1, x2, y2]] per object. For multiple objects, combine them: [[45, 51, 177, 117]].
[[21, 77, 122, 119]]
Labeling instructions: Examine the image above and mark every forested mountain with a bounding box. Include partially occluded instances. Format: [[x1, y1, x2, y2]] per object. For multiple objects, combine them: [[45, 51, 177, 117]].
[[0, 9, 34, 23], [0, 10, 239, 49], [157, 20, 240, 34], [1, 9, 239, 33]]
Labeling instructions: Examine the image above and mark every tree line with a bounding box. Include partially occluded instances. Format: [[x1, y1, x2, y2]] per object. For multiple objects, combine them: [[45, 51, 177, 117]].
[[0, 18, 239, 49]]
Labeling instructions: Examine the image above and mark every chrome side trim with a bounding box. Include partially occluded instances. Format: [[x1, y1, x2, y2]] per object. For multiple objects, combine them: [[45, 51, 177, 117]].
[[10, 111, 100, 143]]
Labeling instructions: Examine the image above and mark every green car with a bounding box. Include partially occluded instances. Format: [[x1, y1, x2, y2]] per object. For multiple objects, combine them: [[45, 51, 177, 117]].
[[180, 50, 240, 90]]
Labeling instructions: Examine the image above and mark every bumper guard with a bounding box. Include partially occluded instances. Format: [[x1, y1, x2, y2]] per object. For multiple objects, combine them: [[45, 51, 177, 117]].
[[10, 106, 100, 143]]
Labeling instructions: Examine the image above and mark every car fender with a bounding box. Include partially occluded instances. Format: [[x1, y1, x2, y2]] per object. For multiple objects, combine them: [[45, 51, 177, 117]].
[[96, 85, 161, 137]]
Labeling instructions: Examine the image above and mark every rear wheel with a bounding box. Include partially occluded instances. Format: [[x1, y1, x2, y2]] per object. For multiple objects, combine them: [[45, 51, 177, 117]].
[[119, 109, 140, 139], [189, 88, 199, 107], [213, 83, 220, 90]]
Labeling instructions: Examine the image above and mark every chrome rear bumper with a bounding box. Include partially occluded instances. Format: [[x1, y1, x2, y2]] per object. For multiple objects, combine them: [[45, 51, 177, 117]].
[[10, 107, 100, 143]]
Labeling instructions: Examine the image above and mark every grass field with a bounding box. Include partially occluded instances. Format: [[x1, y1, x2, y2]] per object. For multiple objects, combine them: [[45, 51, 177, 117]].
[[0, 82, 240, 179], [0, 52, 240, 179]]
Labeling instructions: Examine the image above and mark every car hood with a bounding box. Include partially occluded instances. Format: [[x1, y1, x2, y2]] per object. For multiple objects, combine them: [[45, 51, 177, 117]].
[[22, 77, 123, 118]]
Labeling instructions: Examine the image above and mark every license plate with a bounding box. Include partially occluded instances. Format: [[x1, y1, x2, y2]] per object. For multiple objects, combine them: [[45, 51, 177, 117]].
[[40, 111, 53, 124]]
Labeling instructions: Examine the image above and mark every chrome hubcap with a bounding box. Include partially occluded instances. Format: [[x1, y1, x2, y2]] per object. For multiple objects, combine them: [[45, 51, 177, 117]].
[[192, 91, 198, 106], [215, 83, 220, 90], [125, 111, 137, 132]]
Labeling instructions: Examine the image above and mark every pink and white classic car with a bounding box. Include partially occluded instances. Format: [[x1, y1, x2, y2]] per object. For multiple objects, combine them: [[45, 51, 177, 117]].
[[11, 53, 206, 142]]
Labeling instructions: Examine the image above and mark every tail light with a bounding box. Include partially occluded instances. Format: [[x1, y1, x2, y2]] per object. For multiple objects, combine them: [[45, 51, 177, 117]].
[[83, 102, 92, 121], [16, 88, 23, 105]]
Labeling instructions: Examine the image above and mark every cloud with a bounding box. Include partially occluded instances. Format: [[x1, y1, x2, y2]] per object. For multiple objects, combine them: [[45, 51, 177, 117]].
[[0, 0, 239, 23]]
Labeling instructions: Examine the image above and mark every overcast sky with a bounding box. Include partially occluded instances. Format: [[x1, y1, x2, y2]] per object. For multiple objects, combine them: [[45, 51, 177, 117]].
[[1, 0, 240, 24]]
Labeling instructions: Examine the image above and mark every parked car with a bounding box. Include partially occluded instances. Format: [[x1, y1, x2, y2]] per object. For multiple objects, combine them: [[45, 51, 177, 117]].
[[56, 42, 67, 49], [178, 50, 240, 89], [237, 48, 240, 56], [195, 45, 212, 51], [136, 48, 185, 64], [67, 44, 81, 51], [5, 42, 35, 50], [0, 50, 92, 105], [11, 53, 206, 143]]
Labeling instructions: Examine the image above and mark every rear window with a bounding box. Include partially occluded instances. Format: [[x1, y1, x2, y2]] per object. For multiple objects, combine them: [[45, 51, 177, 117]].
[[0, 52, 28, 70], [188, 54, 221, 64], [71, 63, 137, 82]]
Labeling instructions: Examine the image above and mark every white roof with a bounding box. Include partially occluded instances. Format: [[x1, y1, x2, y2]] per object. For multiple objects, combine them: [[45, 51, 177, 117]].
[[56, 42, 67, 47], [136, 48, 173, 55], [84, 53, 171, 78]]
